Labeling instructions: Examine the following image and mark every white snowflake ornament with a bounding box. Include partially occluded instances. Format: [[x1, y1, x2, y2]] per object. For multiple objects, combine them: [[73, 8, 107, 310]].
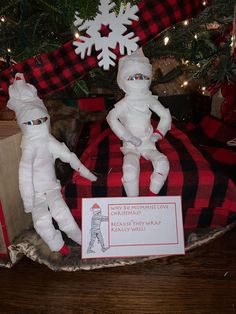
[[73, 0, 140, 70]]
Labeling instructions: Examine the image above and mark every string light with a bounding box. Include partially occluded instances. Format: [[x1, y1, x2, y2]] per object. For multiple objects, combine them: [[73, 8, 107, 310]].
[[202, 1, 207, 6], [164, 36, 169, 45], [181, 81, 188, 87], [183, 20, 189, 26], [194, 34, 198, 39], [0, 16, 5, 22], [201, 86, 206, 94], [74, 32, 80, 39], [230, 35, 234, 47], [7, 48, 11, 53]]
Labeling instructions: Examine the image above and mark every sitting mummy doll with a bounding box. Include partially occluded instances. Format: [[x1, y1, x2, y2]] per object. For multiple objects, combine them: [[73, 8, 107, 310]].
[[7, 73, 97, 255], [106, 49, 172, 196]]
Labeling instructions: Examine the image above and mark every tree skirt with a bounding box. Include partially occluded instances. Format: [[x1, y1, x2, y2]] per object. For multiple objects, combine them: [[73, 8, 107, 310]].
[[1, 117, 236, 270], [1, 222, 235, 271]]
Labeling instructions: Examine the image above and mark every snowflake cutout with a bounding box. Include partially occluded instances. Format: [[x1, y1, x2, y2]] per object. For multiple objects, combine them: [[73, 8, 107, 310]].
[[73, 0, 140, 70]]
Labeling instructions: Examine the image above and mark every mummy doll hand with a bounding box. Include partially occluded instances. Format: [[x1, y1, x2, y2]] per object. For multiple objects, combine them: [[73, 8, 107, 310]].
[[150, 133, 162, 143], [77, 163, 97, 182], [125, 133, 142, 146]]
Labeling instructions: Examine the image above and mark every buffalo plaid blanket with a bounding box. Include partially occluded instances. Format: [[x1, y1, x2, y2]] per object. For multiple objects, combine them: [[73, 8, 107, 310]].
[[185, 116, 236, 184], [0, 0, 208, 101], [63, 119, 236, 231]]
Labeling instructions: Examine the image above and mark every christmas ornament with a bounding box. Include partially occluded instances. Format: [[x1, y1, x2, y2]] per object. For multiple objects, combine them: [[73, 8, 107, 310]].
[[106, 49, 172, 196], [73, 0, 139, 70], [7, 73, 97, 254]]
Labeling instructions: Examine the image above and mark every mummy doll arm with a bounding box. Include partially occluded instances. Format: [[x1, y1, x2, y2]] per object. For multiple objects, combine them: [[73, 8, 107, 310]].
[[106, 102, 141, 146], [150, 98, 172, 142], [19, 148, 35, 213], [48, 137, 97, 181]]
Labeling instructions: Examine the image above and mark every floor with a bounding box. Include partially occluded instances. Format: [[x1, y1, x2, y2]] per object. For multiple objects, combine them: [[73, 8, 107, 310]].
[[0, 228, 236, 314]]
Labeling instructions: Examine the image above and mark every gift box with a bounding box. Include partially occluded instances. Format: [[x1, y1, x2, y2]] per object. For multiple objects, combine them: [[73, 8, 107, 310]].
[[0, 121, 32, 262], [63, 95, 115, 112], [64, 119, 236, 232]]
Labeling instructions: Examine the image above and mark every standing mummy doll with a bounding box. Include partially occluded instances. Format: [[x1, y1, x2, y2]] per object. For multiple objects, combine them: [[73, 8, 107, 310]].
[[7, 73, 97, 255], [106, 49, 172, 197]]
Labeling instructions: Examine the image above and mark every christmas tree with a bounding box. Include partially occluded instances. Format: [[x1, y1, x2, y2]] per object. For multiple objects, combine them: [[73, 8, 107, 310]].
[[0, 0, 235, 95]]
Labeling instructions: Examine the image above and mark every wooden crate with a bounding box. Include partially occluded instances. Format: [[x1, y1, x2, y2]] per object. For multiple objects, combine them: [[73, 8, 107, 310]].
[[0, 121, 32, 257]]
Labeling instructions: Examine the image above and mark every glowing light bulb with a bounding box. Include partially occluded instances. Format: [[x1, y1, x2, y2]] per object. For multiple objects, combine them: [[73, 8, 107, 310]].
[[7, 48, 11, 53], [202, 1, 207, 5], [194, 34, 198, 39], [230, 35, 235, 48], [181, 81, 188, 88], [74, 32, 80, 39], [183, 20, 189, 26], [0, 17, 5, 22], [164, 36, 169, 45]]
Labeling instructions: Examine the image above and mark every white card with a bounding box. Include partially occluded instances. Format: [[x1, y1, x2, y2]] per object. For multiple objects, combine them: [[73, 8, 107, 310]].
[[81, 196, 185, 259]]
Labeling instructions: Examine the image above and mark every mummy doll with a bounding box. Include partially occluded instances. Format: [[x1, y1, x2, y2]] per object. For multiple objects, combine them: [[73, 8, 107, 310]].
[[106, 49, 172, 196], [7, 73, 97, 255]]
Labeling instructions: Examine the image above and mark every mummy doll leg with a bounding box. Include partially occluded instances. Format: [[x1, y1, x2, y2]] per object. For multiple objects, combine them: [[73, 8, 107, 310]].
[[143, 149, 170, 194], [122, 152, 140, 197]]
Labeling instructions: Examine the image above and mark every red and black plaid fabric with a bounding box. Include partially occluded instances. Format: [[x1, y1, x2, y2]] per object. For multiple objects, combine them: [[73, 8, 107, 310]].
[[185, 115, 236, 184], [0, 0, 209, 101], [63, 119, 236, 231], [199, 115, 236, 144], [62, 96, 115, 111]]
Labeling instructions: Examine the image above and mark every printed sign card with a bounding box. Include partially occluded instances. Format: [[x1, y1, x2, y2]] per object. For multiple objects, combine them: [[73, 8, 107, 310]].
[[82, 196, 185, 259]]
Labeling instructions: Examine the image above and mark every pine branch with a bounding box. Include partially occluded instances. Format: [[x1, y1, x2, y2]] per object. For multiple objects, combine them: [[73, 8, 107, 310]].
[[72, 79, 89, 96], [35, 0, 63, 14], [152, 66, 184, 84], [0, 0, 21, 16]]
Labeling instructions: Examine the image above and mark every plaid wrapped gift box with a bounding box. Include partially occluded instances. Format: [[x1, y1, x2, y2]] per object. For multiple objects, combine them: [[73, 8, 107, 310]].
[[63, 119, 236, 232], [62, 95, 115, 111]]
